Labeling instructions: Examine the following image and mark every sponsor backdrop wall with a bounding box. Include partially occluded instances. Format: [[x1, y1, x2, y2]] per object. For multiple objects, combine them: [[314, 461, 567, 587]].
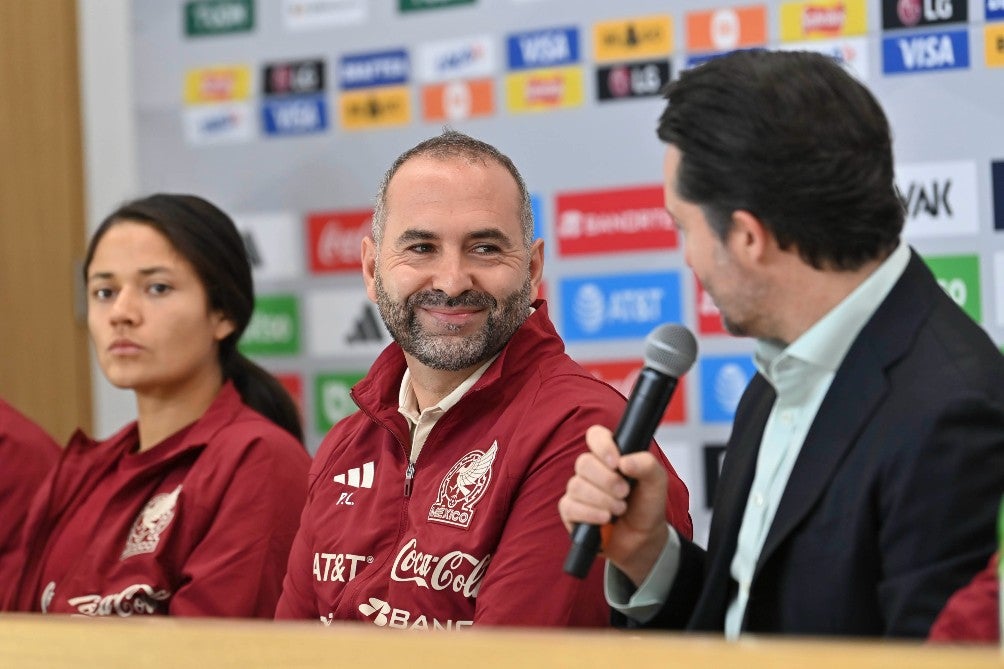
[[130, 0, 1004, 545]]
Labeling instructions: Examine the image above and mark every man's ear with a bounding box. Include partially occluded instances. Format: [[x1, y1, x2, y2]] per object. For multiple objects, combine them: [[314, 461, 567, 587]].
[[729, 210, 771, 266], [361, 236, 378, 303], [528, 238, 544, 296]]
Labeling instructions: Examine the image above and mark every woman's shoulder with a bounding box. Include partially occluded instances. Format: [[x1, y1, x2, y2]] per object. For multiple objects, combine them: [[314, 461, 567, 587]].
[[191, 396, 309, 470]]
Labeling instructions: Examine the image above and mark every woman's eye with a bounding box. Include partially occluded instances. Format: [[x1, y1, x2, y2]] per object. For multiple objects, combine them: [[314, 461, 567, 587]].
[[92, 287, 115, 300], [148, 283, 172, 296]]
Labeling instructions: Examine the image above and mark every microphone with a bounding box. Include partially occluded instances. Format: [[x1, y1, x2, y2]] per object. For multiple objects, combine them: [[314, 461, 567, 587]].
[[563, 323, 698, 579]]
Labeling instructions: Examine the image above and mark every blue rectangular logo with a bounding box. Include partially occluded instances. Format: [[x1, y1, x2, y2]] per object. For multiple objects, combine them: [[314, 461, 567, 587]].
[[507, 27, 579, 70], [993, 161, 1004, 231], [882, 29, 969, 74], [340, 49, 410, 89], [530, 193, 545, 243], [685, 52, 725, 70], [559, 271, 681, 342], [262, 95, 327, 135], [988, 1, 1004, 21], [699, 355, 756, 423]]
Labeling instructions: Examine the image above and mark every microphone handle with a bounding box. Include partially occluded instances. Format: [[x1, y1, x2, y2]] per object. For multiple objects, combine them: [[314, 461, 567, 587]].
[[563, 369, 678, 578]]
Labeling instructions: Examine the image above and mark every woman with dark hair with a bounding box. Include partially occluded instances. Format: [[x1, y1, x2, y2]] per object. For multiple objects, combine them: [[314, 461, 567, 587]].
[[2, 194, 310, 618]]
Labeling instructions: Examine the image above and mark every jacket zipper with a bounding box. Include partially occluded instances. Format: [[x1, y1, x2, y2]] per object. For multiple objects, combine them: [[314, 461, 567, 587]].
[[404, 460, 415, 497]]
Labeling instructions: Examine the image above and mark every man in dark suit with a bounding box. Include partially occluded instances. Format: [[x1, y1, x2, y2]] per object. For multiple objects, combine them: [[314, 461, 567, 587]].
[[558, 49, 1004, 639]]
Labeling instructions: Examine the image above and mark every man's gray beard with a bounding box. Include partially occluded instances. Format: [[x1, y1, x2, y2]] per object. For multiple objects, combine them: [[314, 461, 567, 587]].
[[373, 270, 532, 371]]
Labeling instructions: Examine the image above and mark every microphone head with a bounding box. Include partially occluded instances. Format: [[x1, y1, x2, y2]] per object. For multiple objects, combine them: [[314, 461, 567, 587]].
[[644, 324, 698, 378]]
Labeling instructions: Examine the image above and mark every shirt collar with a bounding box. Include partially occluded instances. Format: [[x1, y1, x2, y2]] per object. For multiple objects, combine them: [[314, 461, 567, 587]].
[[396, 305, 535, 426], [398, 354, 499, 426], [755, 241, 911, 377]]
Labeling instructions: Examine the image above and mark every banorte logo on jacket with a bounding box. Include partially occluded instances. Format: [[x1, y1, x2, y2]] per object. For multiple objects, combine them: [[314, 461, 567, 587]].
[[428, 441, 498, 529], [121, 485, 183, 559]]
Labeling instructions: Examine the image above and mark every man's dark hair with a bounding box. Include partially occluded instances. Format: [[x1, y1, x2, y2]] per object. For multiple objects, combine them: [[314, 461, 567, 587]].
[[658, 49, 904, 270]]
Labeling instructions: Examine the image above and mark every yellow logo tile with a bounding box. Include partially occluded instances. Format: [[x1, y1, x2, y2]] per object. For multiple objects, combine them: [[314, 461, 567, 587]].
[[339, 87, 411, 130], [780, 0, 866, 42], [183, 65, 252, 104], [593, 15, 673, 62]]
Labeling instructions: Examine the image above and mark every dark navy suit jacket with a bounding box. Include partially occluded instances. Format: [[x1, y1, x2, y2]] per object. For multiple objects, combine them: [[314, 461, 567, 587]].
[[629, 250, 1004, 637]]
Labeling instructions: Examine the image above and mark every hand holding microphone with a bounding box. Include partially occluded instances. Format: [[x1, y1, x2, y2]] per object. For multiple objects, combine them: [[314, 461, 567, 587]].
[[562, 323, 697, 579]]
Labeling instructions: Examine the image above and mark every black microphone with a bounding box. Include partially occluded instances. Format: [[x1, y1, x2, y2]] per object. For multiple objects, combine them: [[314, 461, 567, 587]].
[[563, 323, 698, 579]]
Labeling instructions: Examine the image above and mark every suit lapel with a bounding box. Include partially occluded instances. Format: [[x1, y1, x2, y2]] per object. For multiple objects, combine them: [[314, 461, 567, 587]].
[[690, 375, 775, 627], [755, 251, 936, 573]]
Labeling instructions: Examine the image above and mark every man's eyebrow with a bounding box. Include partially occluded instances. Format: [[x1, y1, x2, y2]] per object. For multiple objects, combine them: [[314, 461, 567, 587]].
[[395, 229, 438, 243], [467, 228, 510, 242]]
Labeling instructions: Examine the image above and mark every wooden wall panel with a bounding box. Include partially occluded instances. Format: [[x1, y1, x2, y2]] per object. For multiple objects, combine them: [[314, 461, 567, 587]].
[[0, 0, 91, 442]]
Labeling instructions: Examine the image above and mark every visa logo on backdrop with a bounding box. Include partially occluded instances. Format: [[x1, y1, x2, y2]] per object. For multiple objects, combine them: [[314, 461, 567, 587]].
[[581, 360, 686, 423], [896, 161, 978, 238], [554, 185, 677, 256], [507, 27, 580, 69], [882, 29, 969, 73], [700, 355, 756, 423], [990, 0, 1004, 20], [307, 209, 372, 273], [262, 95, 327, 135], [559, 271, 681, 342]]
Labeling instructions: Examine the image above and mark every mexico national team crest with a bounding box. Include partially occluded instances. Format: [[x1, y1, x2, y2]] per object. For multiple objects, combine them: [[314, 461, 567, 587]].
[[428, 441, 498, 529], [121, 485, 182, 560]]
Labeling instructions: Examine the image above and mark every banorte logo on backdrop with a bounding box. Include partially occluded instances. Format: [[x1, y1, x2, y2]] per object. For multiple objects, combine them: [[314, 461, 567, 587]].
[[554, 185, 677, 256]]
